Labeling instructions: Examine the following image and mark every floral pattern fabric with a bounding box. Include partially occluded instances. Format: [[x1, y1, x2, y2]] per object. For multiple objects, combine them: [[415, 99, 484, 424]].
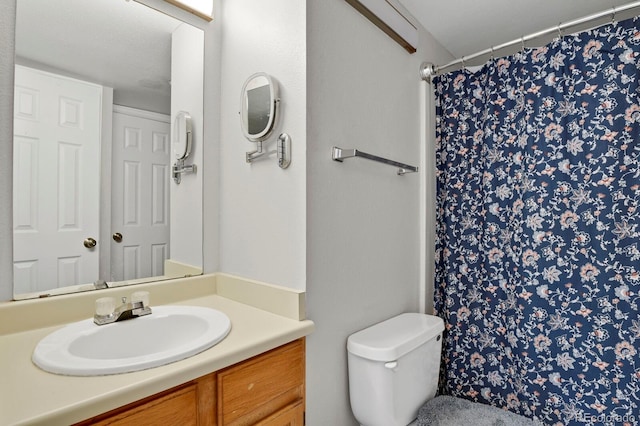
[[433, 17, 640, 426]]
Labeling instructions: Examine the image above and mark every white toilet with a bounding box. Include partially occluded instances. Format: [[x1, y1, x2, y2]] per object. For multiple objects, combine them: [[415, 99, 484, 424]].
[[347, 313, 445, 426]]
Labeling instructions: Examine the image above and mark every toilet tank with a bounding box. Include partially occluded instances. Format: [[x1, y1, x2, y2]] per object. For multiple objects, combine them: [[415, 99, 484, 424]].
[[347, 313, 444, 426]]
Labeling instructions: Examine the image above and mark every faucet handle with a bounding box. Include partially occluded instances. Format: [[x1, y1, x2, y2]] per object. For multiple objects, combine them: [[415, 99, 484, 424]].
[[95, 297, 116, 316], [131, 291, 150, 308]]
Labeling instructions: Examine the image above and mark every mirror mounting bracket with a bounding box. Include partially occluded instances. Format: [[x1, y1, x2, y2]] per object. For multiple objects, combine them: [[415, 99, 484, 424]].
[[172, 159, 197, 184], [246, 141, 276, 163], [245, 133, 291, 169]]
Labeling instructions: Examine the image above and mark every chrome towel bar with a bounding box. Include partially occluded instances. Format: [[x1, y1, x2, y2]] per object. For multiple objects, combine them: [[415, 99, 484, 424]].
[[331, 146, 418, 175]]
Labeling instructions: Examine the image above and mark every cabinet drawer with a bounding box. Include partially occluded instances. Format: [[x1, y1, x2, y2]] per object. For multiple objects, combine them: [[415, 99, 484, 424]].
[[217, 339, 305, 425], [255, 400, 304, 426]]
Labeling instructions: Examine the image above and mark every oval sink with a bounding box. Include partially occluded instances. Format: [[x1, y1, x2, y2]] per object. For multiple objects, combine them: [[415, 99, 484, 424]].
[[32, 305, 231, 376]]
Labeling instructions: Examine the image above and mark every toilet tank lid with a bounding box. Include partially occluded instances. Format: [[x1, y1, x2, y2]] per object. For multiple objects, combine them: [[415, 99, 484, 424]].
[[347, 313, 444, 361]]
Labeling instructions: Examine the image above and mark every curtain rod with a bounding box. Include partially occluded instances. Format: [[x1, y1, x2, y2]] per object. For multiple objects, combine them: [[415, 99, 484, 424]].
[[420, 1, 640, 80]]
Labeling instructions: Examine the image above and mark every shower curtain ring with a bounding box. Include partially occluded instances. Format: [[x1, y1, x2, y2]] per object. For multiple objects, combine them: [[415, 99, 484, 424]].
[[556, 25, 563, 41], [612, 6, 617, 24], [521, 36, 526, 52], [461, 56, 466, 70], [490, 46, 495, 60]]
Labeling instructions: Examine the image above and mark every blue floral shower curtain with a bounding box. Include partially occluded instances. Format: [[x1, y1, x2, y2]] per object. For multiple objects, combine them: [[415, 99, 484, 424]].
[[433, 17, 640, 426]]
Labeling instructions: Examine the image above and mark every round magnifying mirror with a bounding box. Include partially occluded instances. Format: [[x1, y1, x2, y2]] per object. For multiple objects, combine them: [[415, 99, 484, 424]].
[[173, 111, 193, 160], [240, 72, 279, 142]]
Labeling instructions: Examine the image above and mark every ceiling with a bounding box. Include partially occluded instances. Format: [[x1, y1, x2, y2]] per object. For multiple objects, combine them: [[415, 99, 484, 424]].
[[14, 0, 640, 111], [15, 0, 185, 114], [400, 0, 639, 61]]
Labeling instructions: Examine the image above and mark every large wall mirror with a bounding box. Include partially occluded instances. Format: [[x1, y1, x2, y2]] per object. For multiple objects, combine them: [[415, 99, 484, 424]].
[[12, 0, 204, 299]]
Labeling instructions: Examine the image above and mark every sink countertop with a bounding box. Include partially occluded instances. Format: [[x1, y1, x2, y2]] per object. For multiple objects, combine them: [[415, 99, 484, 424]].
[[0, 273, 315, 426]]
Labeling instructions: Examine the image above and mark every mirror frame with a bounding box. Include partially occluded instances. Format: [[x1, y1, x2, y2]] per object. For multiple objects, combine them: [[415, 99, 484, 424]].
[[240, 72, 279, 142]]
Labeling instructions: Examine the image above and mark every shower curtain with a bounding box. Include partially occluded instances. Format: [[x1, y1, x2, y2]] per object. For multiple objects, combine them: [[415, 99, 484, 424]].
[[433, 17, 640, 426]]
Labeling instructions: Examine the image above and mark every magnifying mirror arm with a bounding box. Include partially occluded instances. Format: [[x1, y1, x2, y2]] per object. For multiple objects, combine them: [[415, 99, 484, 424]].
[[172, 159, 197, 184], [246, 141, 276, 163]]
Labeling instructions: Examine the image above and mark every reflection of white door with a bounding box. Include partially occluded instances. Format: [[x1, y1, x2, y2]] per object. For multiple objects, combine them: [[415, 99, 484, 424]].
[[111, 106, 170, 282], [13, 66, 102, 294]]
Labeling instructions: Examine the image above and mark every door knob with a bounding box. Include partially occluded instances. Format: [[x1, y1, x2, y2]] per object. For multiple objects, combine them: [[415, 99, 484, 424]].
[[112, 232, 123, 243], [83, 237, 97, 249]]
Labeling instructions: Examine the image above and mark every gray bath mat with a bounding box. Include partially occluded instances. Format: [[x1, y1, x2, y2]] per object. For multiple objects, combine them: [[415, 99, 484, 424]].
[[417, 395, 539, 426]]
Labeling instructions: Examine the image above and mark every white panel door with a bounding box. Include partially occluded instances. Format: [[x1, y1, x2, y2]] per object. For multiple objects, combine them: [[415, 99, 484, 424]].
[[111, 107, 170, 282], [13, 66, 102, 294]]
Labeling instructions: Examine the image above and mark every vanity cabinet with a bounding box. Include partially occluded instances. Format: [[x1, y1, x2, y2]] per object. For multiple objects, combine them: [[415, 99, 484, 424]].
[[76, 339, 305, 426]]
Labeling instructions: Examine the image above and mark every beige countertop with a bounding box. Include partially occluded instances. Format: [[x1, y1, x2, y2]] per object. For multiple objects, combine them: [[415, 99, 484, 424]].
[[0, 273, 314, 426]]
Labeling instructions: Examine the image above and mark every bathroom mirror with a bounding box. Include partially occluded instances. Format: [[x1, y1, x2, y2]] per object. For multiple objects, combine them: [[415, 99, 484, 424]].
[[11, 0, 205, 299], [240, 73, 279, 142]]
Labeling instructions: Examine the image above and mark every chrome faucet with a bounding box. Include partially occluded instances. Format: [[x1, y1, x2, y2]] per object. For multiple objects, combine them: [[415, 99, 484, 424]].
[[94, 294, 152, 325]]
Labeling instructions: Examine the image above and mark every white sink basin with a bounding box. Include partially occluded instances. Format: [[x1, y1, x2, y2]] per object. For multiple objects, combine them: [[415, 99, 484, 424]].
[[32, 305, 231, 376]]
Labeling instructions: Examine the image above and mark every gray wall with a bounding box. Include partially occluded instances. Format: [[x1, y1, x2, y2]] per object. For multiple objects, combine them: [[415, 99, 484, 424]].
[[305, 1, 452, 423], [0, 0, 16, 302]]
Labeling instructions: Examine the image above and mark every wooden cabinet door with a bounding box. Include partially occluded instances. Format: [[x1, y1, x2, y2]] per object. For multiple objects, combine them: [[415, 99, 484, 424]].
[[88, 385, 198, 426], [75, 374, 215, 426], [255, 401, 304, 426], [217, 339, 305, 426]]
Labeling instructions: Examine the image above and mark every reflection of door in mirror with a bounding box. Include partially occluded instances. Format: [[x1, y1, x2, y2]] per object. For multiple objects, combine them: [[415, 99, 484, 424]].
[[13, 66, 102, 294], [111, 106, 170, 282]]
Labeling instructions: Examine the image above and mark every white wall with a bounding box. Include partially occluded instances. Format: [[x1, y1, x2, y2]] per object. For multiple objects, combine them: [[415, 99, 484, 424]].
[[0, 0, 15, 302], [218, 0, 306, 290], [305, 1, 452, 424], [170, 23, 205, 269]]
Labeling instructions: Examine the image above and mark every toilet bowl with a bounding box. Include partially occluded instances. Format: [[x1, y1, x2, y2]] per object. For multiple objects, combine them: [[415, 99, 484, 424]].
[[347, 313, 444, 426]]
